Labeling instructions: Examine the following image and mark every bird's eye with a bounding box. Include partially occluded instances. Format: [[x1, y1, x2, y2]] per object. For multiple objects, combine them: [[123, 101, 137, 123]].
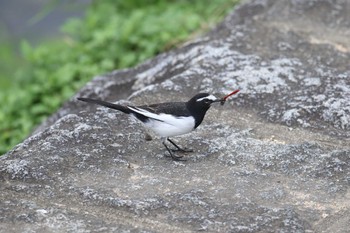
[[204, 99, 211, 104]]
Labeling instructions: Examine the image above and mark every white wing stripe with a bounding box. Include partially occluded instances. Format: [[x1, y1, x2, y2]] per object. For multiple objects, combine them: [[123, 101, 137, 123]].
[[128, 106, 194, 128], [127, 106, 164, 121]]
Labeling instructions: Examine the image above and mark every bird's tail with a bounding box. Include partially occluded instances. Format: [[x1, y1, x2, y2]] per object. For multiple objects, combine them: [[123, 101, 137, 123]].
[[77, 97, 130, 114]]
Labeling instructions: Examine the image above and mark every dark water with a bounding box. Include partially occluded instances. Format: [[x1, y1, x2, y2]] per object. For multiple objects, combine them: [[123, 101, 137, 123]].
[[0, 0, 90, 86], [0, 0, 91, 43]]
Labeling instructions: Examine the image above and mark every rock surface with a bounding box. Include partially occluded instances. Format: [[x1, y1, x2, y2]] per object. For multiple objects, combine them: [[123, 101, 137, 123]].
[[1, 0, 350, 232]]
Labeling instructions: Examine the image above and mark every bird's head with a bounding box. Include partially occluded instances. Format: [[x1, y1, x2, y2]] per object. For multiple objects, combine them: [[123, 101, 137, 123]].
[[187, 93, 221, 112]]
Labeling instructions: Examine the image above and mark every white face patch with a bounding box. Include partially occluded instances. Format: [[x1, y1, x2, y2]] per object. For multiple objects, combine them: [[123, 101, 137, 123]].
[[196, 94, 218, 102]]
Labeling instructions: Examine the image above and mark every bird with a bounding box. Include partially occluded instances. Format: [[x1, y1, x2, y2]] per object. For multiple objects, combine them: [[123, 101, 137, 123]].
[[77, 93, 222, 160]]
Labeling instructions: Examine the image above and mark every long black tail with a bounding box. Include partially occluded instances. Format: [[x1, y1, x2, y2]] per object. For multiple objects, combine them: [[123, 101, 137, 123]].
[[77, 97, 130, 114]]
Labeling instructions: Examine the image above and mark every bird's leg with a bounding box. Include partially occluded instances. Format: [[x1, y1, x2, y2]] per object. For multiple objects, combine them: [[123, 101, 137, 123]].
[[162, 139, 185, 161], [167, 138, 194, 153]]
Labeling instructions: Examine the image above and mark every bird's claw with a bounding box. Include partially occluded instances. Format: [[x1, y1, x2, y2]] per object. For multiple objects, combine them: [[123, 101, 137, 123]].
[[164, 152, 186, 161], [170, 147, 194, 153], [171, 154, 187, 161]]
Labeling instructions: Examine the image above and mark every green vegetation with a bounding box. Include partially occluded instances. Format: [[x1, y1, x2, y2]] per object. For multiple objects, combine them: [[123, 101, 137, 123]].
[[0, 0, 238, 155]]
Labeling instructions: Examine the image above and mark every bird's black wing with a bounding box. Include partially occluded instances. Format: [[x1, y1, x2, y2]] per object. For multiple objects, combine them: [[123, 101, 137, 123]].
[[78, 98, 191, 123], [139, 102, 191, 117]]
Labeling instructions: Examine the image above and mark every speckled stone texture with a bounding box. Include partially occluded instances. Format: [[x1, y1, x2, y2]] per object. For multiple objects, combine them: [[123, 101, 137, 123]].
[[1, 0, 350, 232]]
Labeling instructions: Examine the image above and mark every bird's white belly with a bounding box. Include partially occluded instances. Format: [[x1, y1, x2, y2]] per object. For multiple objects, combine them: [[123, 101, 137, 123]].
[[144, 115, 195, 137]]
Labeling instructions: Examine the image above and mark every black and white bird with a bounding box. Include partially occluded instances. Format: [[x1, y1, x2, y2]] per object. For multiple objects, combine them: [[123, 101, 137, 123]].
[[77, 93, 221, 160]]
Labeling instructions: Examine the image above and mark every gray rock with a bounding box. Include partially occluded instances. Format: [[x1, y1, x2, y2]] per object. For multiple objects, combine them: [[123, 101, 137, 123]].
[[1, 0, 350, 232]]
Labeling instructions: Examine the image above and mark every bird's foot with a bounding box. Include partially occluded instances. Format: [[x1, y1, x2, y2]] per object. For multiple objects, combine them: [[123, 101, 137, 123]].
[[171, 153, 187, 161], [163, 143, 186, 161], [170, 147, 194, 153], [164, 150, 187, 161], [167, 138, 193, 153]]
